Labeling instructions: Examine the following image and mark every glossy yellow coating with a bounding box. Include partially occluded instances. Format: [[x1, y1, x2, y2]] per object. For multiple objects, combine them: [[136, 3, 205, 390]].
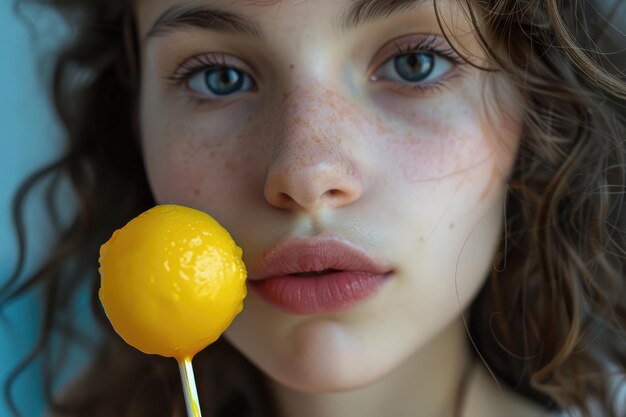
[[98, 205, 247, 361]]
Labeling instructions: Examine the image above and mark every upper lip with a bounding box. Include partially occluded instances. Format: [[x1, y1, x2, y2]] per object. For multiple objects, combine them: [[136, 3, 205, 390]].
[[248, 236, 393, 281]]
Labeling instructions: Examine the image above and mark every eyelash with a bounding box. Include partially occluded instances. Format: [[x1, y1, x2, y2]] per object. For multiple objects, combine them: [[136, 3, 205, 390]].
[[393, 34, 464, 65], [165, 53, 234, 84], [164, 35, 466, 103]]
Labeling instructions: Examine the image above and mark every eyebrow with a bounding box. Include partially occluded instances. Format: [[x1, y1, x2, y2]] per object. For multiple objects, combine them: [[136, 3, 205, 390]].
[[339, 0, 427, 31], [144, 5, 264, 41], [144, 0, 427, 43]]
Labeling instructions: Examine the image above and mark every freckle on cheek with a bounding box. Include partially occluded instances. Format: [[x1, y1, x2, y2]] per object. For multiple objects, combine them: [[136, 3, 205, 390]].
[[156, 126, 236, 203], [396, 131, 475, 182], [374, 104, 491, 183]]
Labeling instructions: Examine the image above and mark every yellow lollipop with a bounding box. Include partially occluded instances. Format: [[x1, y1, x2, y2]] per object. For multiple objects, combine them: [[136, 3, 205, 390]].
[[98, 204, 247, 417]]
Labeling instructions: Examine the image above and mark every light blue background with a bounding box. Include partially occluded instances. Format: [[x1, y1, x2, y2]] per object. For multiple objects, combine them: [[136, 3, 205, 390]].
[[1, 3, 69, 416]]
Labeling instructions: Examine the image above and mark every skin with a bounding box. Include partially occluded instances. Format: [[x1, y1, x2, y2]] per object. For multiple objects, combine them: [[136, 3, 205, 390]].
[[136, 0, 546, 416]]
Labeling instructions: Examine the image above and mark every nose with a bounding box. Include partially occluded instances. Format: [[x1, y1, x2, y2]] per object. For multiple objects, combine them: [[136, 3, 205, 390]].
[[263, 87, 363, 212]]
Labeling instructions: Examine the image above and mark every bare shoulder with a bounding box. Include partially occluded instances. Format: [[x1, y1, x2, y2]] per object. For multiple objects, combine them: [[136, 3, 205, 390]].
[[464, 363, 555, 417]]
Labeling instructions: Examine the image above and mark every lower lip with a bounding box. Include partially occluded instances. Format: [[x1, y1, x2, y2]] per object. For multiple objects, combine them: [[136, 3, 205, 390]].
[[249, 271, 390, 315]]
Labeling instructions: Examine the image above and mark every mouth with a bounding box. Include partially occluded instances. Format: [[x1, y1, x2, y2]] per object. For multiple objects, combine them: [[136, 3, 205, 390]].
[[248, 237, 393, 315], [291, 268, 341, 277]]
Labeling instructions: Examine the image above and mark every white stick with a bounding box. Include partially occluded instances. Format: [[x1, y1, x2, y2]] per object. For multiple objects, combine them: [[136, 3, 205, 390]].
[[178, 358, 202, 417]]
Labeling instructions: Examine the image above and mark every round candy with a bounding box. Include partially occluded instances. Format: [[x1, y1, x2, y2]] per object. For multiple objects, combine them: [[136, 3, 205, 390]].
[[98, 205, 247, 360]]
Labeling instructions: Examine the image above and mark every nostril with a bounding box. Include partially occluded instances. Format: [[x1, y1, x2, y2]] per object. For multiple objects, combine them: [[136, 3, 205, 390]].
[[278, 192, 294, 205], [323, 189, 351, 202]]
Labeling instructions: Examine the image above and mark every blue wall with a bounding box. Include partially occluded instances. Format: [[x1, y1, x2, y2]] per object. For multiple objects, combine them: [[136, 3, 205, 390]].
[[0, 3, 67, 416]]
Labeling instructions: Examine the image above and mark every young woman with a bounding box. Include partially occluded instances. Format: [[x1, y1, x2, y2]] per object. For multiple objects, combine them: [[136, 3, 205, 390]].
[[3, 0, 625, 416]]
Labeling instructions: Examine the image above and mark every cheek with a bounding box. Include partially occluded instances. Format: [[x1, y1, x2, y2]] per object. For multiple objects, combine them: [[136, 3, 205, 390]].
[[142, 121, 251, 207], [374, 106, 501, 186], [367, 81, 522, 258], [395, 112, 480, 183], [372, 75, 520, 187]]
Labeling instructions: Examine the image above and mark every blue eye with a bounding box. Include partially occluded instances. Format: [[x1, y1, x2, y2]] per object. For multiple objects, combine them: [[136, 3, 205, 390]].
[[394, 53, 434, 82], [188, 67, 253, 97], [374, 52, 452, 85]]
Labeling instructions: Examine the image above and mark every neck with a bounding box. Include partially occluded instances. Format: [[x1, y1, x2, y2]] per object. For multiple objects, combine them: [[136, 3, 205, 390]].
[[269, 318, 473, 417]]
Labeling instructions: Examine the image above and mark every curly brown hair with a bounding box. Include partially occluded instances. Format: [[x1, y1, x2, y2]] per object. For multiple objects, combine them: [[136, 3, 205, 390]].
[[2, 0, 625, 416]]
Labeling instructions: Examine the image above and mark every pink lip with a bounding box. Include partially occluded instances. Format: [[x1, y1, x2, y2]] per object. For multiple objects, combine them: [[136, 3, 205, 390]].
[[248, 237, 393, 315]]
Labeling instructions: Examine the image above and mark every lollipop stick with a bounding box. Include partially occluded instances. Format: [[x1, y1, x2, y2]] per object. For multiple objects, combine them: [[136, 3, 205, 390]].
[[178, 357, 202, 417]]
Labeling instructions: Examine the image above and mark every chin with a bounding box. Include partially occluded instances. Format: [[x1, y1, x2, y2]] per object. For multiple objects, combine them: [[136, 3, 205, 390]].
[[229, 317, 401, 394], [271, 353, 388, 393]]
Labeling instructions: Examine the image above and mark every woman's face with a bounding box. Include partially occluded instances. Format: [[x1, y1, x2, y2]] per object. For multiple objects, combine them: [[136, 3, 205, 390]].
[[137, 0, 521, 392]]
